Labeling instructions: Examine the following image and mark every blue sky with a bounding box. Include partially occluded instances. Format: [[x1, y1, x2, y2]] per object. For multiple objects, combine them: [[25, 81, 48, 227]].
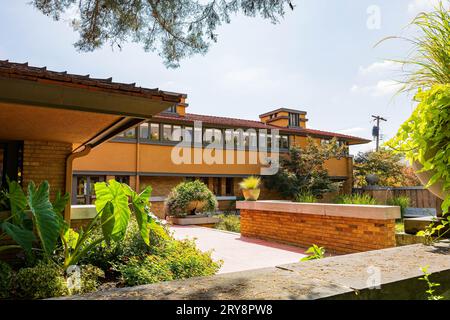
[[0, 0, 440, 154]]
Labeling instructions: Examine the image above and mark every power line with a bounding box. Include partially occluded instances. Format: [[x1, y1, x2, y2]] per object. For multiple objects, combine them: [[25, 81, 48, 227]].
[[371, 115, 387, 152]]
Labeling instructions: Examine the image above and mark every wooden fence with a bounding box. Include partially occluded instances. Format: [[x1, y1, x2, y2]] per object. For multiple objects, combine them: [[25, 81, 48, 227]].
[[353, 186, 443, 215]]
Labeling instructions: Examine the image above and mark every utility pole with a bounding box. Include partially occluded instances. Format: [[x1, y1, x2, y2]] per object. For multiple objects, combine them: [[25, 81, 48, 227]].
[[371, 115, 387, 152]]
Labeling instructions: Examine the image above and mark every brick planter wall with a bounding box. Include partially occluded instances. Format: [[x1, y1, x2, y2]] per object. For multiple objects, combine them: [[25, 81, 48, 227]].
[[237, 201, 400, 254]]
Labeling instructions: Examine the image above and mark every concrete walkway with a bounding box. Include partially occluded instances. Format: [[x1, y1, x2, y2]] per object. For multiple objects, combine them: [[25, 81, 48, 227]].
[[171, 225, 307, 274]]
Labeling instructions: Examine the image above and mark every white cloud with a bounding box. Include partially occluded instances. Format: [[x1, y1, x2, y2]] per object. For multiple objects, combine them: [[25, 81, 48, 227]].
[[358, 60, 401, 76], [407, 0, 441, 15], [350, 80, 402, 97]]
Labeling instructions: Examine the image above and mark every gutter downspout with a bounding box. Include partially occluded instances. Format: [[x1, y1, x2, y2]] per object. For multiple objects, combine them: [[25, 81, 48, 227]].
[[64, 145, 92, 224]]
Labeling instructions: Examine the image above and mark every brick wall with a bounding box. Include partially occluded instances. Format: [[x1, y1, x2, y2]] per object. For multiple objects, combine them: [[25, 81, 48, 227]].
[[22, 140, 72, 200], [240, 207, 397, 254]]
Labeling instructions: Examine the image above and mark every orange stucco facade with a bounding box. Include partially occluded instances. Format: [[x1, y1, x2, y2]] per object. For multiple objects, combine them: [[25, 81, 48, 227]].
[[72, 104, 369, 217]]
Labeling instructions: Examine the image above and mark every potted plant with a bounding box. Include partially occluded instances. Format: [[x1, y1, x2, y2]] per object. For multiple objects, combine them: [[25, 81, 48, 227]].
[[383, 3, 449, 209], [164, 180, 218, 218], [239, 176, 261, 201]]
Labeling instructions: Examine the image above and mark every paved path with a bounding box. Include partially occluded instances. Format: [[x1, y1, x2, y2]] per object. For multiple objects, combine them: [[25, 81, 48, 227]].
[[171, 226, 307, 274]]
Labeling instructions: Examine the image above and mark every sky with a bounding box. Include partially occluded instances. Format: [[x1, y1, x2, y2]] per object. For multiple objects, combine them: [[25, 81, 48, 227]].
[[0, 0, 442, 154]]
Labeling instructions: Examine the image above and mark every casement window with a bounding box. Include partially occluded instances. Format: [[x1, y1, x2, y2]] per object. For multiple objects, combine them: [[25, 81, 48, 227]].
[[74, 175, 105, 205], [139, 123, 149, 139], [172, 125, 182, 141], [280, 135, 289, 149], [225, 177, 234, 196], [165, 105, 177, 113], [150, 123, 160, 141], [289, 113, 300, 127], [139, 122, 160, 141], [183, 126, 193, 143], [203, 128, 222, 144]]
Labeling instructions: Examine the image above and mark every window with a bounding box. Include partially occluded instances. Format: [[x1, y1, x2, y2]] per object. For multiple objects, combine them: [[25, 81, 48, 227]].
[[213, 177, 222, 196], [117, 128, 136, 139], [280, 135, 289, 149], [172, 125, 182, 141], [289, 113, 300, 127], [249, 131, 258, 149], [163, 124, 172, 141], [74, 175, 105, 205], [225, 178, 234, 196], [184, 126, 193, 143], [139, 123, 149, 139], [115, 176, 130, 185], [204, 128, 222, 144], [165, 105, 177, 113], [150, 123, 160, 141]]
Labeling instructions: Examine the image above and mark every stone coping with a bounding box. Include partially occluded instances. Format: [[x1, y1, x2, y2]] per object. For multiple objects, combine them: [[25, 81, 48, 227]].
[[236, 200, 400, 220], [55, 243, 450, 300]]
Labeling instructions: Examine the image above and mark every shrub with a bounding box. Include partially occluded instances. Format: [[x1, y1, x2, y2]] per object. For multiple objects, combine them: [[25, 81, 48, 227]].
[[14, 261, 69, 299], [334, 194, 378, 205], [156, 239, 222, 279], [295, 192, 317, 203], [117, 256, 173, 286], [215, 214, 241, 233], [387, 196, 410, 219], [164, 180, 217, 217], [81, 219, 170, 273], [79, 264, 105, 294], [239, 176, 261, 190], [0, 261, 13, 299], [116, 239, 221, 286]]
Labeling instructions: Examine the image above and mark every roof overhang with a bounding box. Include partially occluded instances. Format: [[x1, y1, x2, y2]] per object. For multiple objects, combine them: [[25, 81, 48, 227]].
[[0, 76, 177, 149]]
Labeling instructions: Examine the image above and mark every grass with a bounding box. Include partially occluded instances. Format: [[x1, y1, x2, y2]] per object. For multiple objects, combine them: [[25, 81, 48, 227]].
[[334, 194, 378, 205], [396, 221, 405, 233]]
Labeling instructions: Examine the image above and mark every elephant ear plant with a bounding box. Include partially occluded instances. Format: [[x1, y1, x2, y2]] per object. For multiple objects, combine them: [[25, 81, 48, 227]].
[[1, 179, 155, 271], [61, 180, 155, 269], [0, 179, 68, 256]]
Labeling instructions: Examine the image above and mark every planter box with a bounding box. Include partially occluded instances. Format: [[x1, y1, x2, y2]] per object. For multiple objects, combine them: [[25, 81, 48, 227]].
[[168, 215, 220, 226]]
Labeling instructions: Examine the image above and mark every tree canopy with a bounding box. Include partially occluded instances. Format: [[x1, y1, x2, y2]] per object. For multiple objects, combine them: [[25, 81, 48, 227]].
[[353, 149, 421, 187], [263, 137, 345, 199], [32, 0, 294, 68]]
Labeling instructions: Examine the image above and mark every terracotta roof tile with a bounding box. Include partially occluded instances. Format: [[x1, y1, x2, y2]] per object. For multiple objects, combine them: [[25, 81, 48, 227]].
[[0, 60, 186, 103], [153, 112, 370, 144]]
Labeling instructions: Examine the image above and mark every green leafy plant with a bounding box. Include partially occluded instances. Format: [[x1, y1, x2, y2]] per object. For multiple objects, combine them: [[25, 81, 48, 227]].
[[419, 265, 444, 300], [295, 192, 317, 203], [301, 244, 326, 261], [239, 176, 261, 190], [0, 260, 13, 299], [214, 214, 241, 233], [164, 180, 217, 217], [387, 196, 410, 219], [417, 217, 450, 245], [353, 149, 420, 187], [61, 180, 155, 269], [116, 256, 174, 287], [383, 1, 450, 239], [0, 179, 69, 257], [264, 137, 345, 199], [14, 260, 69, 299], [334, 194, 378, 205]]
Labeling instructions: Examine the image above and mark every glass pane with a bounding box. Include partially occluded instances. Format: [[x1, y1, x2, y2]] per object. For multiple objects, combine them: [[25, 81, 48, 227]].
[[163, 124, 172, 141], [76, 176, 87, 205], [250, 132, 258, 148], [118, 128, 136, 138], [150, 123, 160, 140], [225, 130, 233, 145], [172, 125, 182, 141], [194, 127, 202, 143], [281, 135, 289, 149], [204, 129, 213, 143], [184, 127, 193, 143], [139, 123, 149, 139]]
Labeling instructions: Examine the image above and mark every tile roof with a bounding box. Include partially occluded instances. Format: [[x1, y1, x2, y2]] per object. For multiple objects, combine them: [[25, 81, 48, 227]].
[[153, 112, 370, 144], [0, 60, 186, 103]]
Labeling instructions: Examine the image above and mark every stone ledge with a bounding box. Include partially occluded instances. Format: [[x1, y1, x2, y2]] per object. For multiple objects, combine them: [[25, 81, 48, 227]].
[[57, 243, 450, 300], [236, 201, 400, 220]]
